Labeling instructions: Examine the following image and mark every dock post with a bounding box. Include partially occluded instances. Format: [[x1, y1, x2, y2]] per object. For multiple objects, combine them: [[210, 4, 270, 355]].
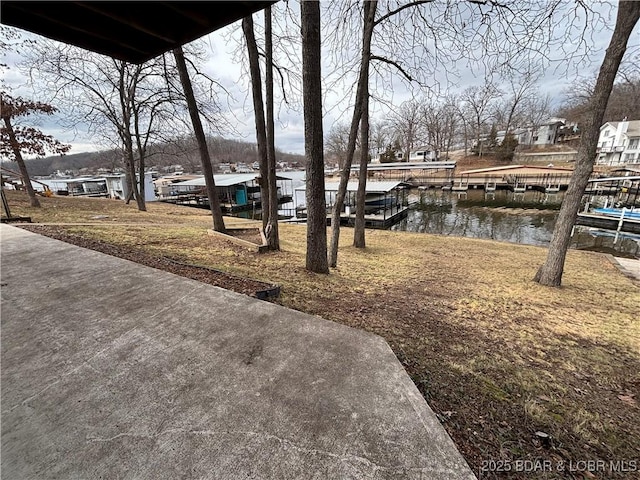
[[616, 207, 626, 230]]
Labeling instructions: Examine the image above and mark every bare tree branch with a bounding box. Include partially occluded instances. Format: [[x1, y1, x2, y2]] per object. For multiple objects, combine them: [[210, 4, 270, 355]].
[[370, 55, 413, 82]]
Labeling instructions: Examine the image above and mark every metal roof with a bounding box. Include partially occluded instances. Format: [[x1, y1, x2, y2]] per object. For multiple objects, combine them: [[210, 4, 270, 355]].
[[38, 177, 106, 184], [459, 165, 574, 175], [353, 161, 456, 171], [173, 174, 258, 188], [296, 181, 405, 193], [588, 176, 640, 183], [172, 173, 291, 188], [1, 1, 276, 64]]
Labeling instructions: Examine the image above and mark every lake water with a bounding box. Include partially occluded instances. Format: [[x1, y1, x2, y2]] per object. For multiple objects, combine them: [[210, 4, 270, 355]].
[[247, 172, 640, 259], [392, 189, 640, 259]]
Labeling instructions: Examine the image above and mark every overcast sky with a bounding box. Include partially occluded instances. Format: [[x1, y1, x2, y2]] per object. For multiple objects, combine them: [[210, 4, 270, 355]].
[[2, 0, 638, 157]]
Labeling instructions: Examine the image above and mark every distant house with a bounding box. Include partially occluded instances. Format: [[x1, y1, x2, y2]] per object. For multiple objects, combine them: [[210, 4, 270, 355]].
[[371, 151, 404, 163], [408, 147, 439, 162], [596, 120, 640, 166], [487, 118, 567, 148]]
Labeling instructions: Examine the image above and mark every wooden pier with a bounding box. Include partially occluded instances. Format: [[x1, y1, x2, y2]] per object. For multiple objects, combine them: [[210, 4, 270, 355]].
[[576, 213, 640, 234], [291, 204, 412, 229], [338, 204, 411, 228], [336, 161, 457, 188], [160, 194, 293, 214], [293, 180, 411, 229], [452, 165, 575, 192]]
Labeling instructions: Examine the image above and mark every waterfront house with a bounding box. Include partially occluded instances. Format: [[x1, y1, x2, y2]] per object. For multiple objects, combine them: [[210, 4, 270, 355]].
[[596, 120, 640, 166], [409, 147, 439, 162], [487, 118, 568, 147]]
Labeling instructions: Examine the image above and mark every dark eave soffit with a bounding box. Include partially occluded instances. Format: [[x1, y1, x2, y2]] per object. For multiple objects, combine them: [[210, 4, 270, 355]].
[[1, 1, 277, 64]]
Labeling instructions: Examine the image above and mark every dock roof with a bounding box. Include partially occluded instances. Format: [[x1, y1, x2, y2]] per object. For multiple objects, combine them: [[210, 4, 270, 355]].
[[296, 181, 406, 193], [352, 161, 456, 171], [173, 173, 289, 188], [459, 165, 574, 175], [588, 175, 640, 183], [173, 174, 257, 188]]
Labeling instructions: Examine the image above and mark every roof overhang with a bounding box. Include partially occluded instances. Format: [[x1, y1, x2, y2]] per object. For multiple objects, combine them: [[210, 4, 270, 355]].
[[1, 1, 277, 64]]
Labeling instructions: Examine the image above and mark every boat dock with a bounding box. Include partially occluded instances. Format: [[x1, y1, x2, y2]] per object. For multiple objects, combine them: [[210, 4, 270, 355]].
[[337, 204, 412, 228], [156, 173, 294, 215], [293, 180, 411, 229], [576, 212, 640, 234], [291, 205, 412, 229], [335, 161, 457, 188], [584, 175, 640, 200], [451, 165, 576, 192]]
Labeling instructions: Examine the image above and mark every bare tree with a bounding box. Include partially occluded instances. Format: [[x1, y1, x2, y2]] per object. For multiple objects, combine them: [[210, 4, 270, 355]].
[[22, 36, 228, 211], [328, 0, 377, 267], [420, 94, 460, 159], [354, 65, 371, 249], [323, 0, 596, 268], [535, 0, 640, 287], [370, 120, 392, 159], [264, 6, 280, 250], [173, 46, 226, 233], [440, 96, 461, 159], [325, 122, 353, 166], [461, 84, 502, 157], [242, 15, 270, 231], [301, 0, 329, 274], [22, 41, 180, 211], [493, 72, 540, 135], [0, 93, 70, 207], [391, 99, 422, 161], [556, 66, 640, 127], [242, 8, 281, 250]]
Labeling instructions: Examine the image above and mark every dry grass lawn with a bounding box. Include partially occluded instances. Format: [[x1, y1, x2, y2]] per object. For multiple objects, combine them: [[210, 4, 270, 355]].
[[4, 190, 639, 479]]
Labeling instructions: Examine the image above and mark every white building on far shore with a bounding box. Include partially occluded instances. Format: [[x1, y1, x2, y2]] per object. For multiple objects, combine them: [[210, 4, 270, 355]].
[[596, 119, 640, 166]]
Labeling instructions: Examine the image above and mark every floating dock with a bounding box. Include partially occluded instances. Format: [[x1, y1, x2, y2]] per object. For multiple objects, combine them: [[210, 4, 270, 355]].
[[294, 180, 411, 229], [334, 161, 457, 188], [451, 165, 576, 192], [292, 205, 412, 229], [576, 213, 640, 234]]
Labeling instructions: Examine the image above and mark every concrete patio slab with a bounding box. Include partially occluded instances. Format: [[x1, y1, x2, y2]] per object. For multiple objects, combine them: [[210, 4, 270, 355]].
[[612, 256, 640, 283], [1, 224, 475, 479]]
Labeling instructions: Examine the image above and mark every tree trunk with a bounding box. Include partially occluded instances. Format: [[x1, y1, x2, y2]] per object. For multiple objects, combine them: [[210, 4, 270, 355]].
[[534, 1, 640, 287], [265, 6, 280, 251], [117, 63, 144, 211], [354, 78, 370, 248], [328, 0, 377, 267], [136, 155, 146, 211], [242, 15, 270, 233], [125, 148, 141, 208], [301, 0, 329, 274], [173, 46, 226, 233], [3, 117, 40, 207], [124, 166, 134, 204]]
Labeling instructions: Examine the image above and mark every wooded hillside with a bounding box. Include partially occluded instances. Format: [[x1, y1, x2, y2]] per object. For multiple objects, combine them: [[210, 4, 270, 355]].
[[0, 135, 305, 177]]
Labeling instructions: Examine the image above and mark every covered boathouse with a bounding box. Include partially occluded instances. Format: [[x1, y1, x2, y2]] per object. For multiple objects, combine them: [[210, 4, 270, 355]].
[[158, 173, 293, 213], [294, 180, 411, 228]]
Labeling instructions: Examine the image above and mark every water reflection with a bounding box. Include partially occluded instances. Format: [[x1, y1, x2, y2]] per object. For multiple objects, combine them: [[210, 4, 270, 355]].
[[392, 189, 640, 259]]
